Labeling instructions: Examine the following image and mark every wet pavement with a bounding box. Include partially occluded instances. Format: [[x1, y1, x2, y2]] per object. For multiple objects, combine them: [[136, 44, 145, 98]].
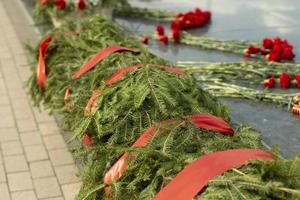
[[22, 0, 300, 158]]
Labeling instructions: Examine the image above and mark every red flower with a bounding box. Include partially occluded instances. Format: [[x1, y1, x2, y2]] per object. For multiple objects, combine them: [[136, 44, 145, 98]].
[[272, 44, 283, 54], [268, 51, 281, 62], [156, 25, 165, 36], [295, 74, 300, 88], [159, 35, 168, 45], [55, 0, 66, 10], [202, 11, 212, 22], [83, 134, 93, 145], [77, 0, 86, 10], [172, 29, 180, 43], [281, 39, 293, 49], [281, 47, 295, 60], [262, 38, 273, 49], [140, 36, 149, 44], [195, 7, 202, 15], [246, 45, 262, 55], [171, 20, 181, 30], [262, 76, 276, 88], [280, 72, 291, 89]]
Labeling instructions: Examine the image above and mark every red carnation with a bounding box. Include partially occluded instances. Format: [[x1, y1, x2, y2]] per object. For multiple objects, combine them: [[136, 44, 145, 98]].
[[156, 25, 165, 36], [83, 134, 93, 145], [246, 45, 262, 55], [171, 21, 181, 30], [55, 0, 66, 10], [281, 39, 293, 49], [272, 44, 283, 54], [202, 11, 212, 22], [273, 37, 282, 45], [262, 76, 276, 88], [281, 47, 295, 60], [268, 51, 281, 62], [295, 74, 300, 88], [280, 72, 291, 89], [262, 38, 273, 49], [159, 35, 168, 45], [77, 0, 86, 10], [140, 36, 149, 44], [195, 7, 202, 15], [172, 29, 180, 43]]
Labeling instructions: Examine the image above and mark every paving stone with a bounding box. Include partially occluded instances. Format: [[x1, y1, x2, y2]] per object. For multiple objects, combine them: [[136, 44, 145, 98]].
[[1, 140, 23, 156], [7, 172, 33, 191], [24, 145, 48, 162], [0, 106, 15, 128], [49, 149, 74, 166], [0, 164, 6, 182], [30, 160, 54, 179], [39, 122, 60, 135], [11, 99, 34, 120], [11, 190, 37, 200], [0, 95, 10, 105], [4, 155, 28, 173], [54, 165, 80, 184], [20, 131, 42, 146], [43, 134, 66, 150], [33, 108, 55, 123], [0, 183, 10, 200], [34, 177, 62, 199], [17, 118, 38, 133], [43, 198, 64, 200], [0, 127, 18, 142], [61, 182, 82, 200]]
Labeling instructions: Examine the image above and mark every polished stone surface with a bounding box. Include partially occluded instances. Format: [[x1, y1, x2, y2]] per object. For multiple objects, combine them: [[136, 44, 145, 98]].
[[118, 0, 300, 158]]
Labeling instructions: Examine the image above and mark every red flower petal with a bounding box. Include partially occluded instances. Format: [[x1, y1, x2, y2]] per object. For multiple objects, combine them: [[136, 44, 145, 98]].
[[262, 38, 273, 49], [140, 36, 149, 44], [268, 51, 281, 62], [280, 72, 291, 89], [262, 76, 276, 88], [281, 47, 295, 60], [295, 74, 300, 88], [55, 0, 66, 10], [77, 0, 86, 10], [156, 25, 165, 36], [172, 29, 180, 43], [159, 35, 168, 45]]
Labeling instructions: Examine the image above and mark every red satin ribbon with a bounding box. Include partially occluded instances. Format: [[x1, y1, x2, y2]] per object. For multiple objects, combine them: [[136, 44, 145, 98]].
[[187, 114, 234, 135], [104, 64, 185, 85], [72, 45, 136, 79], [153, 149, 274, 200], [37, 36, 52, 89], [103, 114, 234, 188]]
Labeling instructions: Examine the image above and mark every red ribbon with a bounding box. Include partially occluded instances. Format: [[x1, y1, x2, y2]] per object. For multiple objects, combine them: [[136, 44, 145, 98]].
[[37, 36, 52, 89], [105, 64, 185, 85], [187, 114, 234, 135], [153, 149, 274, 200], [72, 45, 137, 79], [103, 114, 234, 188]]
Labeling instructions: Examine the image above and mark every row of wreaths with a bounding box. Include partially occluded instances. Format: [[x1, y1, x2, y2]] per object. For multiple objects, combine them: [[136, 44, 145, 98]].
[[26, 13, 300, 199]]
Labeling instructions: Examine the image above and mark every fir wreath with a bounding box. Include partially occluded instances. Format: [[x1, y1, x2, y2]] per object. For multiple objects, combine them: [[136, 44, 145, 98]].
[[26, 15, 300, 199]]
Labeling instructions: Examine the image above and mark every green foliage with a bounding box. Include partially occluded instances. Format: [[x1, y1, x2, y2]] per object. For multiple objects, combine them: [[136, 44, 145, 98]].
[[26, 15, 300, 200]]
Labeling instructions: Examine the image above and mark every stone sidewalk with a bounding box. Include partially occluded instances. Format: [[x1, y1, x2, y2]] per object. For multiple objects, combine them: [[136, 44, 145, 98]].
[[0, 1, 81, 200]]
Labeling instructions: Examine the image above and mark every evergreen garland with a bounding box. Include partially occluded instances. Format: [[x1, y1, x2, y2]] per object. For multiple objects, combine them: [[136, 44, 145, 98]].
[[26, 15, 300, 199]]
